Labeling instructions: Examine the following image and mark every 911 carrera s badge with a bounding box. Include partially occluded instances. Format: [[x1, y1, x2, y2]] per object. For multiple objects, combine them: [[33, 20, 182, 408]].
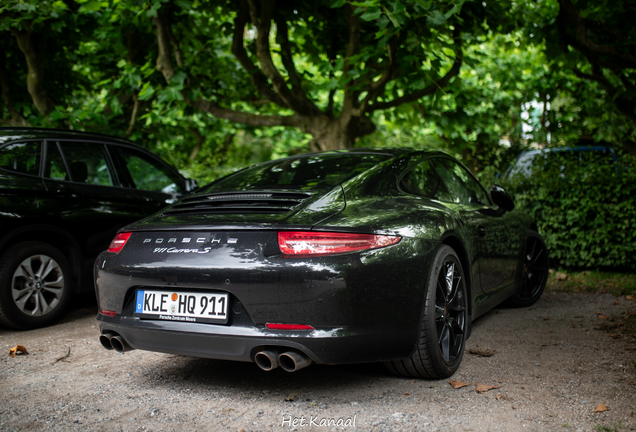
[[153, 247, 212, 254]]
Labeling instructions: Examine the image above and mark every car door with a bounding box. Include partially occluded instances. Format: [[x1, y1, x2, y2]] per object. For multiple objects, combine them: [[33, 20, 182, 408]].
[[108, 145, 186, 214], [41, 140, 150, 260], [432, 158, 521, 295]]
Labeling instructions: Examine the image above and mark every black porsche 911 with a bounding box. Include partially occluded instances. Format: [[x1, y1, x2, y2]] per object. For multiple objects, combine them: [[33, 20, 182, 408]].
[[95, 148, 548, 379]]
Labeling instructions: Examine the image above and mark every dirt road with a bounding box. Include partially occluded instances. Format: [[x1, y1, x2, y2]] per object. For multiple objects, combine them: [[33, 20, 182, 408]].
[[1, 291, 635, 432]]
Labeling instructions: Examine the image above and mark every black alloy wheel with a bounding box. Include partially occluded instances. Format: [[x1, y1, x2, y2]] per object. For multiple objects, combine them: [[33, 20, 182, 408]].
[[508, 231, 549, 308], [0, 241, 72, 329], [386, 245, 467, 379]]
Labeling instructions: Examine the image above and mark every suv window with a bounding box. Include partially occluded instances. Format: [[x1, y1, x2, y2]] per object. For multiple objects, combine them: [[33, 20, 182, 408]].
[[0, 142, 41, 176], [44, 142, 69, 181], [114, 147, 183, 194], [59, 142, 115, 186]]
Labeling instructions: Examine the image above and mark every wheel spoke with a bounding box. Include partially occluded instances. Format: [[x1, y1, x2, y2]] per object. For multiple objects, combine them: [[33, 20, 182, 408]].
[[438, 323, 450, 362], [18, 259, 36, 281], [37, 291, 53, 315], [531, 246, 545, 265], [526, 239, 536, 263], [445, 263, 454, 298], [435, 304, 444, 320], [39, 258, 58, 281]]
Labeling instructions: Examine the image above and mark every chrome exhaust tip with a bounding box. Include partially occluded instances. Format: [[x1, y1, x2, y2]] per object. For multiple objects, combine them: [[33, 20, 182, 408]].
[[254, 350, 280, 371], [279, 351, 312, 372], [109, 335, 132, 353], [99, 333, 115, 350]]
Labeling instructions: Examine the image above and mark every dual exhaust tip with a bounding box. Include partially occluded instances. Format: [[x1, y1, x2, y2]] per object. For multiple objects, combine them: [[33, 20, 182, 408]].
[[99, 332, 133, 353], [99, 333, 310, 372], [254, 349, 312, 373]]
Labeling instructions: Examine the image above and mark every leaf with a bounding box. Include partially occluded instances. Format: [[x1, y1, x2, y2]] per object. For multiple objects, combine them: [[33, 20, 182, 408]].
[[449, 380, 470, 389], [592, 404, 609, 413], [360, 8, 382, 21], [426, 10, 446, 26], [466, 348, 496, 357], [284, 392, 298, 401], [476, 383, 501, 394], [8, 345, 28, 357]]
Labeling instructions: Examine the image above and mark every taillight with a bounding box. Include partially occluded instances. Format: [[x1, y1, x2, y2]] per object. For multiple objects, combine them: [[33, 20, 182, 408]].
[[108, 232, 132, 253], [278, 231, 401, 256]]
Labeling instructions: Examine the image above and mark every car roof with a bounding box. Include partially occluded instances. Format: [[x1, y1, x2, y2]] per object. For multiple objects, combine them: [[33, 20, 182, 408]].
[[0, 127, 137, 146]]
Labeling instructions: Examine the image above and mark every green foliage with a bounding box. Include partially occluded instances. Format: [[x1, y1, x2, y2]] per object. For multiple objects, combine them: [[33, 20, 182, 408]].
[[503, 152, 636, 270]]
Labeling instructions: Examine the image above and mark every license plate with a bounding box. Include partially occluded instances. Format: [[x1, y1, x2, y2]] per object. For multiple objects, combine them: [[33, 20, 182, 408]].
[[134, 290, 229, 324]]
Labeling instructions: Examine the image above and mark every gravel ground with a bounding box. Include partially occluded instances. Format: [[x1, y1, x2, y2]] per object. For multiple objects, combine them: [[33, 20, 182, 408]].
[[1, 291, 635, 432]]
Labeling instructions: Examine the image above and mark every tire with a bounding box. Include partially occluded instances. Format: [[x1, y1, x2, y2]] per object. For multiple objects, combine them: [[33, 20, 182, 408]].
[[507, 231, 549, 308], [0, 241, 72, 329], [386, 245, 467, 379]]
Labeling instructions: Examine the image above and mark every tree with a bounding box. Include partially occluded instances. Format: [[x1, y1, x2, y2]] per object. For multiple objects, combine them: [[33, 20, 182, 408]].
[[145, 0, 519, 151]]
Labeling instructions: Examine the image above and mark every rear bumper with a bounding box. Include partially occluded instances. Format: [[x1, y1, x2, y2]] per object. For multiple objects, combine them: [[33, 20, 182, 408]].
[[97, 313, 417, 364]]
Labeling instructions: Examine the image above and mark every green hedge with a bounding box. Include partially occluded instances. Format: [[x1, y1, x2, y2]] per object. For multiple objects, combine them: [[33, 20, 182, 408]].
[[502, 151, 636, 270]]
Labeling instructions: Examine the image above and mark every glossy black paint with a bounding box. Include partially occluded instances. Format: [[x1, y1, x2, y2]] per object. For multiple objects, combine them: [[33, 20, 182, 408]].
[[95, 148, 537, 366], [0, 128, 193, 292]]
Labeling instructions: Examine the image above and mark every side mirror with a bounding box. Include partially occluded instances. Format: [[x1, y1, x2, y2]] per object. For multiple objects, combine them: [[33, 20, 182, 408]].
[[490, 184, 514, 212], [185, 178, 199, 193]]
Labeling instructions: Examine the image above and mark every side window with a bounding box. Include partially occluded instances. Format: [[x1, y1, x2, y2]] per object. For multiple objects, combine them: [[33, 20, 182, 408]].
[[433, 158, 490, 206], [59, 142, 115, 186], [114, 147, 183, 194], [0, 142, 41, 176], [44, 142, 69, 181], [399, 159, 451, 201]]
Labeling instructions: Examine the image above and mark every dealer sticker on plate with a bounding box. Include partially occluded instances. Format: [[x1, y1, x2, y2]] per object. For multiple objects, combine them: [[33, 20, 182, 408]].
[[134, 290, 228, 324]]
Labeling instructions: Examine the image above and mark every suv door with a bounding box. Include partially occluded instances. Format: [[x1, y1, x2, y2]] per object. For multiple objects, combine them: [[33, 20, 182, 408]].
[[109, 145, 186, 214], [42, 140, 150, 262]]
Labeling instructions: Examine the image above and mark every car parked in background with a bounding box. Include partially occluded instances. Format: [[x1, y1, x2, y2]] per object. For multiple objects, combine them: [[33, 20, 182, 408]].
[[0, 128, 198, 329], [500, 145, 618, 180]]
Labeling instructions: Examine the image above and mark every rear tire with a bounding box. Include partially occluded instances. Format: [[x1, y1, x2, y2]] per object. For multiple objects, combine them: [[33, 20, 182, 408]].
[[386, 245, 467, 379], [507, 231, 549, 308], [0, 241, 72, 329]]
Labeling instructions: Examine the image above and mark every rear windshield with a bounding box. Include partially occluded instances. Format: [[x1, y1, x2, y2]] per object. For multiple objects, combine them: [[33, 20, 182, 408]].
[[202, 153, 390, 193]]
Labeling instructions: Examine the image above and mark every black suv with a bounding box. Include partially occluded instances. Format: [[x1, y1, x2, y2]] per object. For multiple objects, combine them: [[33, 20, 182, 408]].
[[0, 128, 198, 329]]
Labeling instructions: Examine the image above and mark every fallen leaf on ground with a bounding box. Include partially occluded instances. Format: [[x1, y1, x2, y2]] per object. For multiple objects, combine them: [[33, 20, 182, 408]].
[[593, 404, 609, 413], [495, 394, 510, 401], [476, 383, 501, 394], [284, 392, 298, 401], [8, 345, 28, 357], [597, 315, 609, 320], [556, 272, 568, 281], [466, 348, 496, 357], [625, 295, 635, 301], [544, 316, 550, 320], [449, 380, 470, 389], [404, 393, 409, 396], [614, 302, 620, 305], [543, 330, 553, 334]]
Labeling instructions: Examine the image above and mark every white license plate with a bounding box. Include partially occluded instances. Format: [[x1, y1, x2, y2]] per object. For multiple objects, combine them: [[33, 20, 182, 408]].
[[134, 290, 229, 324]]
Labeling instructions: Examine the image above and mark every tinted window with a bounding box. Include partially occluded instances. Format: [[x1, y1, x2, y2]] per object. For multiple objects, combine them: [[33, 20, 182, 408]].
[[44, 142, 68, 181], [0, 142, 41, 176], [400, 159, 451, 201], [115, 147, 183, 194], [203, 154, 390, 193], [433, 158, 489, 205], [59, 142, 114, 186]]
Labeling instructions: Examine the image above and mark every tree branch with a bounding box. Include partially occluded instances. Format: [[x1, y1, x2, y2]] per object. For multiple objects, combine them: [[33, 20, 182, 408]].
[[247, 0, 315, 115], [558, 0, 636, 68], [124, 93, 140, 138], [572, 65, 636, 123], [342, 4, 360, 112], [231, 0, 286, 106], [154, 12, 176, 82], [274, 15, 320, 115], [368, 26, 463, 112], [360, 40, 398, 113], [188, 97, 300, 127]]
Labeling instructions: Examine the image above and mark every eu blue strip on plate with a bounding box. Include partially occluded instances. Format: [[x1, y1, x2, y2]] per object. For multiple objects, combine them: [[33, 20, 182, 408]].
[[135, 290, 145, 313]]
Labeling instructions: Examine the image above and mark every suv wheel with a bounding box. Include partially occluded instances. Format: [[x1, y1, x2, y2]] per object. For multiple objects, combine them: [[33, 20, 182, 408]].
[[0, 242, 71, 329]]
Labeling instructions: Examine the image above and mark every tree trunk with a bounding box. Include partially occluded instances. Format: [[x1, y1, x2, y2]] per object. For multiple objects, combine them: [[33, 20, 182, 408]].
[[0, 53, 29, 126], [11, 29, 55, 117], [305, 113, 376, 152]]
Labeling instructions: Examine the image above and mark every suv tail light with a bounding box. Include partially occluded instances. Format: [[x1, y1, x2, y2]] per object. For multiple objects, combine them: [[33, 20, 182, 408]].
[[278, 231, 400, 256], [108, 232, 132, 253]]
